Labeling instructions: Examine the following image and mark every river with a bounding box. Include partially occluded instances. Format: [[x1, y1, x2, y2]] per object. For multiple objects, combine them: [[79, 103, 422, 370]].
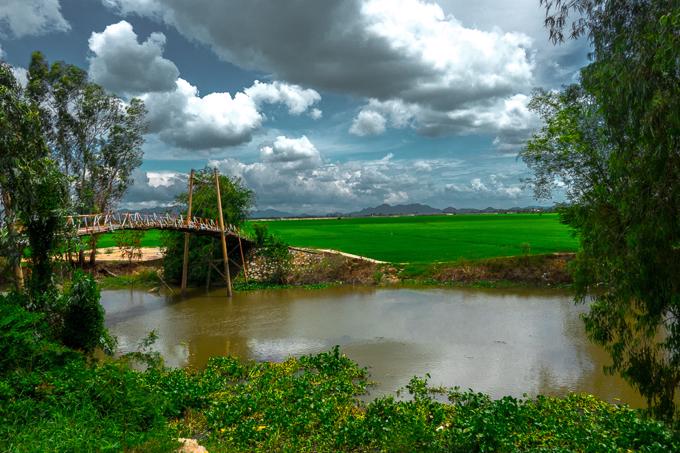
[[102, 286, 643, 406]]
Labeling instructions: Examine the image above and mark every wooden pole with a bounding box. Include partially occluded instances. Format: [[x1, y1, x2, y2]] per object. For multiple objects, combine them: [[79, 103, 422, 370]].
[[237, 233, 249, 282], [181, 169, 195, 295], [206, 238, 214, 291], [214, 168, 232, 297]]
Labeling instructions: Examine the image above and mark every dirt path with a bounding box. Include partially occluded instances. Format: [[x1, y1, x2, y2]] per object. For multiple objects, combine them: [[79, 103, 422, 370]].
[[288, 246, 387, 264], [94, 247, 163, 262]]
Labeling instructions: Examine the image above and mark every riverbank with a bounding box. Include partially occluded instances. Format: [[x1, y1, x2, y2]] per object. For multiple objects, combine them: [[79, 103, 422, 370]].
[[94, 246, 574, 290]]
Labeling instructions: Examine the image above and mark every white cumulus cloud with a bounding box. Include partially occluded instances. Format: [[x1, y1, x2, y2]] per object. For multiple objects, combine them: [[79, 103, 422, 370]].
[[349, 110, 387, 136], [260, 135, 322, 170], [141, 78, 322, 151], [88, 20, 179, 95], [0, 0, 69, 38], [141, 78, 264, 150], [245, 80, 321, 116], [104, 0, 534, 142]]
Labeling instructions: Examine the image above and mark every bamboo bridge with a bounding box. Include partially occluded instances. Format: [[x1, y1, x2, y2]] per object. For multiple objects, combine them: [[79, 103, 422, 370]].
[[66, 212, 241, 238], [68, 169, 251, 297]]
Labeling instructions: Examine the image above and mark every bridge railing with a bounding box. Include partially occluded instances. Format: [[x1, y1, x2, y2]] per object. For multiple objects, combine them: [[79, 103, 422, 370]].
[[66, 212, 239, 236]]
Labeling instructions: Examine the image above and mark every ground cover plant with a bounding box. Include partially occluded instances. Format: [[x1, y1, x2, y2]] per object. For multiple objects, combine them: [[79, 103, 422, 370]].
[[255, 213, 578, 263], [2, 300, 678, 453]]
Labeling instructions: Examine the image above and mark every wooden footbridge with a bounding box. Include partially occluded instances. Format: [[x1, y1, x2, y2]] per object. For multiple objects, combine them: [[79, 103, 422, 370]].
[[66, 212, 238, 237], [69, 169, 251, 297]]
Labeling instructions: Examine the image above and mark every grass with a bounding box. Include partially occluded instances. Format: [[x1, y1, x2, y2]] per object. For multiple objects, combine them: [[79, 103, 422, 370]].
[[90, 229, 164, 249], [93, 213, 578, 263], [255, 213, 578, 263], [99, 269, 162, 289]]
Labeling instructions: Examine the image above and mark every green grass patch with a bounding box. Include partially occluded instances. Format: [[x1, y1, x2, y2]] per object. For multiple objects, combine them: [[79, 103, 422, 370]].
[[92, 214, 578, 264], [254, 213, 578, 263], [89, 229, 164, 249], [99, 269, 161, 289]]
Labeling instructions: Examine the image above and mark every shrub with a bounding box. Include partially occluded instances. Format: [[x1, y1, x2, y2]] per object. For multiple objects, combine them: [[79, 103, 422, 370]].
[[61, 271, 108, 353], [250, 223, 292, 284]]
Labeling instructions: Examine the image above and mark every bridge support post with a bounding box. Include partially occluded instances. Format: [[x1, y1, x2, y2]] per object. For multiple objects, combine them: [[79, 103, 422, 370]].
[[181, 169, 195, 295], [238, 233, 249, 282], [214, 169, 233, 297]]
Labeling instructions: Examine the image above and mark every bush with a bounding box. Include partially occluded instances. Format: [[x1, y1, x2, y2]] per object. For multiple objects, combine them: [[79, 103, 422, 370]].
[[61, 271, 108, 353], [0, 293, 74, 373], [250, 223, 292, 284]]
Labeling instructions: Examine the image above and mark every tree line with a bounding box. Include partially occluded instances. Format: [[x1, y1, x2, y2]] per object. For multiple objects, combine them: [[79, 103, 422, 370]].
[[0, 51, 146, 295], [522, 0, 679, 419]]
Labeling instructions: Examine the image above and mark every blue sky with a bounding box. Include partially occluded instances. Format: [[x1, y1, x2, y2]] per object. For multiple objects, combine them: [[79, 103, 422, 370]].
[[0, 0, 588, 213]]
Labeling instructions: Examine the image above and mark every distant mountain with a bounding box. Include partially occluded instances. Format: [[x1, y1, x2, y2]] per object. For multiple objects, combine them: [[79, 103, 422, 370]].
[[119, 203, 554, 219], [118, 206, 181, 216], [249, 208, 298, 219], [443, 206, 555, 214], [349, 203, 442, 217]]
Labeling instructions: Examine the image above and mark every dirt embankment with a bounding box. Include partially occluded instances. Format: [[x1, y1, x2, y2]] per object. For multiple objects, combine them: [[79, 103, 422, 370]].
[[247, 247, 399, 285], [431, 253, 574, 286], [92, 246, 575, 288]]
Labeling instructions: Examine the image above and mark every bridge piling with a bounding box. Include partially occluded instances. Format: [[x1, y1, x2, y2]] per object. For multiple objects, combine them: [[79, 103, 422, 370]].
[[214, 168, 233, 297], [181, 169, 195, 295]]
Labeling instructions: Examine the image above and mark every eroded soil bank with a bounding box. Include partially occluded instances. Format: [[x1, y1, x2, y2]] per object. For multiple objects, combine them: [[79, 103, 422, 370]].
[[93, 246, 574, 289]]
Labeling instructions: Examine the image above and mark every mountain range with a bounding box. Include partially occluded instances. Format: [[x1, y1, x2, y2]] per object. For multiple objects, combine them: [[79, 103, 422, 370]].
[[249, 203, 554, 219], [119, 203, 553, 219]]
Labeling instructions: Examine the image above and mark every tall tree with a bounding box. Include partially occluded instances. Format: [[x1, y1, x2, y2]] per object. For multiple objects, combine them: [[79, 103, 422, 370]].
[[26, 52, 146, 265], [0, 61, 68, 296], [0, 62, 47, 290], [162, 168, 253, 286], [523, 1, 680, 418]]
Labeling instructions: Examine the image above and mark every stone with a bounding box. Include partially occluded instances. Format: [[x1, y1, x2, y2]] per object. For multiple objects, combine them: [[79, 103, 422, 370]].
[[177, 438, 208, 453]]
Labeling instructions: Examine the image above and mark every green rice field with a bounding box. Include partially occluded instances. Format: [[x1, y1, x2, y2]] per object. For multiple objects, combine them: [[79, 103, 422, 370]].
[[95, 213, 578, 263], [259, 213, 578, 263], [94, 229, 163, 249]]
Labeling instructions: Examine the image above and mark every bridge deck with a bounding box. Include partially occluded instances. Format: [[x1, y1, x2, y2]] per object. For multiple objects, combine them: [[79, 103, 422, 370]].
[[67, 213, 244, 238]]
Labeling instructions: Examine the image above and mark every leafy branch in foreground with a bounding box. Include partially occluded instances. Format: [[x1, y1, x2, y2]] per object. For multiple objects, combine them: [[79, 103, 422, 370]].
[[525, 0, 680, 419]]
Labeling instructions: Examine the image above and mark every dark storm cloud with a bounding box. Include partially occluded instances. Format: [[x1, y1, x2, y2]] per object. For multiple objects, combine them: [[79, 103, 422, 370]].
[[105, 0, 534, 109]]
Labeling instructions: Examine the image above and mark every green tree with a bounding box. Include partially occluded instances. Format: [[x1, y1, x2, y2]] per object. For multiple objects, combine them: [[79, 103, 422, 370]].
[[0, 62, 47, 290], [523, 0, 680, 419], [251, 223, 292, 283], [15, 157, 68, 298], [162, 168, 253, 286], [114, 229, 145, 264], [27, 52, 147, 265], [61, 271, 109, 353]]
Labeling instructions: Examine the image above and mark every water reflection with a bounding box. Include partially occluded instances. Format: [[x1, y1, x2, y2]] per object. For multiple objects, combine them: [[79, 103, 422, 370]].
[[101, 286, 644, 406]]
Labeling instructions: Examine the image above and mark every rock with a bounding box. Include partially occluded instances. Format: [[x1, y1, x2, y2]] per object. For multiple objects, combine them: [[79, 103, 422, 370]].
[[177, 438, 208, 453]]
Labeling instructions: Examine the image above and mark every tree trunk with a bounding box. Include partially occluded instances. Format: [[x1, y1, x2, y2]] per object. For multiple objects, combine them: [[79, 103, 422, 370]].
[[89, 234, 98, 266], [12, 253, 24, 290], [1, 191, 24, 291]]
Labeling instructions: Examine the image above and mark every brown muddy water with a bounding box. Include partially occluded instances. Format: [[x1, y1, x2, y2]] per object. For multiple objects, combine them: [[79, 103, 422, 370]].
[[102, 286, 644, 406]]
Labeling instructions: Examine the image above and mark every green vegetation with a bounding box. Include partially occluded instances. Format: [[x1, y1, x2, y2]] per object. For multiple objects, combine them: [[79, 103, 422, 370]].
[[113, 229, 146, 263], [524, 1, 680, 419], [93, 212, 578, 265], [2, 296, 677, 452], [162, 168, 253, 286], [396, 253, 574, 289], [99, 269, 162, 289], [27, 51, 146, 265], [93, 229, 164, 249], [250, 223, 292, 283], [255, 213, 577, 263]]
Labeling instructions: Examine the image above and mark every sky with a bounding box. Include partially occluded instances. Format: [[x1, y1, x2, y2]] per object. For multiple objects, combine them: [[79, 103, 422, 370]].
[[0, 0, 588, 214]]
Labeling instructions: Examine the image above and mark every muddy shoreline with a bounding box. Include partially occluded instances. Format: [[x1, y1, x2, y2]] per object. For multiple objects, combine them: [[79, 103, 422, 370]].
[[93, 247, 575, 290]]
